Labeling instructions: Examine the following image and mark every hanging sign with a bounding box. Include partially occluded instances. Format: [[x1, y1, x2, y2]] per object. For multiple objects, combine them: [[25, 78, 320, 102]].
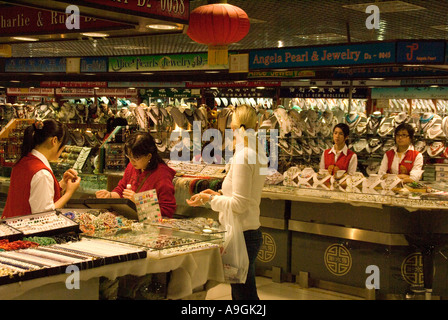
[[0, 4, 132, 36], [7, 88, 55, 96], [40, 81, 108, 88], [108, 81, 185, 88], [108, 53, 227, 72], [248, 70, 316, 79], [249, 42, 396, 69], [204, 87, 277, 98], [229, 54, 249, 73], [397, 41, 445, 64], [81, 57, 108, 73], [280, 87, 368, 99], [66, 58, 81, 74], [333, 65, 448, 79], [55, 88, 95, 96], [6, 58, 66, 73], [96, 88, 138, 96], [372, 87, 448, 99], [186, 81, 281, 88], [55, 0, 190, 23]]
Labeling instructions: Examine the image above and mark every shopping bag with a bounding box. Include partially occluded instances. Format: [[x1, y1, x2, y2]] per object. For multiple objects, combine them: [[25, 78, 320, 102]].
[[219, 209, 249, 284]]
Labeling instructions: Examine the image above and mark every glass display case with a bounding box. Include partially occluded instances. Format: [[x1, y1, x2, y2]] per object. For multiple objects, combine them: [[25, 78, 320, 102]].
[[0, 119, 34, 173], [90, 223, 222, 258], [104, 143, 127, 173], [66, 208, 223, 259]]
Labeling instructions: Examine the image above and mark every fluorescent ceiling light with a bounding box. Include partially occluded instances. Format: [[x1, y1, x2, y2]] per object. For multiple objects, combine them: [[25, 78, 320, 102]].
[[81, 32, 109, 37], [343, 1, 425, 13], [431, 25, 448, 31], [249, 18, 266, 24], [146, 24, 179, 30], [12, 37, 38, 41], [296, 33, 347, 41]]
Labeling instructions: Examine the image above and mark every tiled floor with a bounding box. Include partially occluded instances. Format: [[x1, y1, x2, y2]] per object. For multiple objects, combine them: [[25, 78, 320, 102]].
[[206, 276, 364, 300]]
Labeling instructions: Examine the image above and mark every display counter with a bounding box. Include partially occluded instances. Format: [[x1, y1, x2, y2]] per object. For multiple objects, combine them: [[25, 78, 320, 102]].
[[0, 241, 224, 300], [0, 207, 225, 300], [262, 185, 448, 300], [3, 168, 448, 300]]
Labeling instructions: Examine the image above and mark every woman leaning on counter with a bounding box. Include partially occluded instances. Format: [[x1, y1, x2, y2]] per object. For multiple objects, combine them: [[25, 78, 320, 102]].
[[2, 119, 81, 218], [378, 123, 424, 183], [95, 131, 176, 218]]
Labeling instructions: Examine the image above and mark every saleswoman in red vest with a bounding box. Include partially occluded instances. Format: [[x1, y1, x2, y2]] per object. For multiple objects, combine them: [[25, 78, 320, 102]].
[[378, 123, 423, 183], [95, 131, 176, 218], [2, 120, 81, 218], [320, 123, 358, 175]]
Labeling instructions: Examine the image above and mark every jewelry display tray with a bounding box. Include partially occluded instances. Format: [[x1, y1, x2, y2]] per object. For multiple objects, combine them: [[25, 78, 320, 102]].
[[67, 198, 138, 221], [88, 223, 223, 252], [0, 238, 147, 286], [2, 211, 80, 238], [0, 222, 22, 242]]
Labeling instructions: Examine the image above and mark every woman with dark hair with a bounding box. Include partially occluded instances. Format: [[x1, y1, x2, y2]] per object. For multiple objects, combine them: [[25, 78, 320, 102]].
[[320, 123, 358, 175], [95, 131, 176, 217], [2, 119, 81, 218], [378, 123, 423, 183]]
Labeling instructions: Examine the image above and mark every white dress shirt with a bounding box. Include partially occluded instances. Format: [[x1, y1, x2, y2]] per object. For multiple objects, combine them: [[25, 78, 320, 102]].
[[29, 149, 56, 213], [319, 145, 358, 175], [378, 145, 423, 182], [210, 131, 268, 231]]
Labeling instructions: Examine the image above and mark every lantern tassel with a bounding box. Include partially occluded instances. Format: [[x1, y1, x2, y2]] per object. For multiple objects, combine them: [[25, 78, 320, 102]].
[[208, 45, 228, 65]]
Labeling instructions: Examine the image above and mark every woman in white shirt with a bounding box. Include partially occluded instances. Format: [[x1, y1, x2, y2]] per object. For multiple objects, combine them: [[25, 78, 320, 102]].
[[187, 105, 267, 300], [320, 123, 358, 175], [3, 119, 81, 218], [378, 123, 423, 183]]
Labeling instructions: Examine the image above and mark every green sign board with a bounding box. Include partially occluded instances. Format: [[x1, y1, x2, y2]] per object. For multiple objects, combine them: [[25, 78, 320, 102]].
[[109, 53, 227, 72]]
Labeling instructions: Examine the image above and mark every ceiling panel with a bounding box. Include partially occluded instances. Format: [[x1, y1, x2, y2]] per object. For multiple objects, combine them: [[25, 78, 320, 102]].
[[3, 0, 448, 58]]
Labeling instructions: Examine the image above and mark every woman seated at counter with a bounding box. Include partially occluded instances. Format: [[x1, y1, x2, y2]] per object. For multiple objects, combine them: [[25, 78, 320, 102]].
[[320, 123, 358, 176], [95, 131, 176, 218], [378, 123, 423, 183]]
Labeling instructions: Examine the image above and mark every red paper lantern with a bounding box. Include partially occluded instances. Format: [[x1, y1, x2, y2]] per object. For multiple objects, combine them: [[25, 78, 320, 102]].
[[187, 3, 250, 65]]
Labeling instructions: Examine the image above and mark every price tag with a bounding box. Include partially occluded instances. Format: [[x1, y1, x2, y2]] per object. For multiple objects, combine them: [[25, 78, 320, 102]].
[[133, 189, 162, 222]]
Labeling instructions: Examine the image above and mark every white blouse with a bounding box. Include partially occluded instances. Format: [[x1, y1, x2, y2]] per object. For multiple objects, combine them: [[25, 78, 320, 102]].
[[29, 149, 56, 213], [378, 145, 424, 182], [319, 145, 358, 175], [210, 132, 268, 231]]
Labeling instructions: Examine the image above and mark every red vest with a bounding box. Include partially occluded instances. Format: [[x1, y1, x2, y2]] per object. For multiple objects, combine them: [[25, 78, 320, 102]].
[[385, 149, 420, 175], [2, 154, 61, 218], [324, 148, 355, 171]]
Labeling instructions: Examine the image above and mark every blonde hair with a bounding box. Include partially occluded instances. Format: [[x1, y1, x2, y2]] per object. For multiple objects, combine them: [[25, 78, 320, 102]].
[[231, 105, 257, 132]]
